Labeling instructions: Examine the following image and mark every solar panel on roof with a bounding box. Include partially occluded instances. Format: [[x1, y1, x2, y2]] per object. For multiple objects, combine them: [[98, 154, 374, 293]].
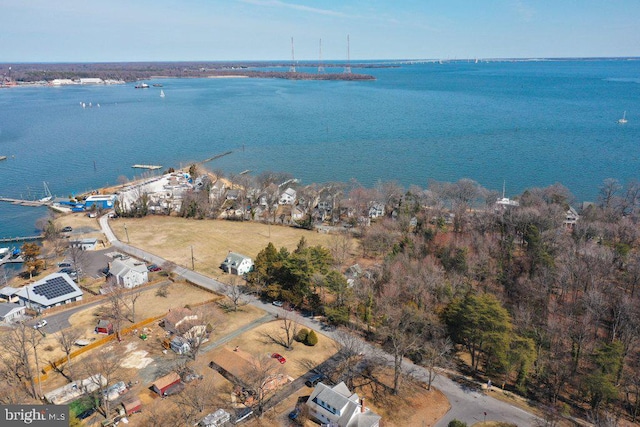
[[32, 276, 76, 300]]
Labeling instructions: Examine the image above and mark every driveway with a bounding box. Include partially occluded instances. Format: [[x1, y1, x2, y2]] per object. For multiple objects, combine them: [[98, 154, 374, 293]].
[[98, 215, 540, 426]]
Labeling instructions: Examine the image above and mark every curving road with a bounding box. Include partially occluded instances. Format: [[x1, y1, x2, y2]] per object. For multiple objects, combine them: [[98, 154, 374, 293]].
[[98, 215, 540, 426]]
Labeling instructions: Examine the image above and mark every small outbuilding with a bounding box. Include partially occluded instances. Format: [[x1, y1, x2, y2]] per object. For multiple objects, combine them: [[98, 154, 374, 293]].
[[151, 372, 181, 397], [69, 238, 98, 251], [95, 319, 114, 335], [121, 397, 142, 416]]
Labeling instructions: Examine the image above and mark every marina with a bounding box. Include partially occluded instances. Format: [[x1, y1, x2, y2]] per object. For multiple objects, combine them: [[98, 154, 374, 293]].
[[0, 196, 50, 207]]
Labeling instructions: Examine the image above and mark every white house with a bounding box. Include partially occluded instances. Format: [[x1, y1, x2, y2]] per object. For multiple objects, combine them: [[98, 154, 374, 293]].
[[0, 302, 26, 322], [16, 273, 83, 311], [69, 238, 98, 251], [0, 286, 20, 303], [368, 202, 385, 219], [220, 252, 254, 275], [110, 258, 149, 289], [279, 188, 297, 205], [306, 382, 381, 427], [170, 336, 191, 355]]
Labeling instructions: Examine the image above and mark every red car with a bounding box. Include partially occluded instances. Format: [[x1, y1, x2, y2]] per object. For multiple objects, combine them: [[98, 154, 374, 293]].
[[271, 353, 286, 364]]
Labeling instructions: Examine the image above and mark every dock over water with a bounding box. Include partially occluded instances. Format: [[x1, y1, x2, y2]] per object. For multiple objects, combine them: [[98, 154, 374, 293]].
[[132, 164, 163, 170], [0, 235, 43, 243], [0, 197, 49, 207]]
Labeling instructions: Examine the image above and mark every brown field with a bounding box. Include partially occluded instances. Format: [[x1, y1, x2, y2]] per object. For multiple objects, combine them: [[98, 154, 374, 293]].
[[104, 216, 356, 279], [209, 320, 337, 379]]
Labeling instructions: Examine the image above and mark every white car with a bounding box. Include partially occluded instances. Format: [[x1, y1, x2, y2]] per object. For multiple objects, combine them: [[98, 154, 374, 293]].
[[272, 301, 284, 307], [33, 320, 48, 329]]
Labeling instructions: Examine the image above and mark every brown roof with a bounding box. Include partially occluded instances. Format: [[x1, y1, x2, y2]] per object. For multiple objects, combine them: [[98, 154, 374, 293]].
[[164, 307, 195, 328], [152, 372, 180, 390]]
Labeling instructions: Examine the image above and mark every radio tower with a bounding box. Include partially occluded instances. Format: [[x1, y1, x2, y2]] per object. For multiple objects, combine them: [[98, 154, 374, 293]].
[[290, 37, 296, 73], [344, 34, 351, 74], [318, 38, 325, 73]]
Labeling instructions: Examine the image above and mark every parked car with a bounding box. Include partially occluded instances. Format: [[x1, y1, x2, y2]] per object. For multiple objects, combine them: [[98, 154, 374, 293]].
[[61, 226, 72, 232], [87, 212, 97, 218], [305, 373, 324, 388], [59, 268, 77, 278], [272, 300, 283, 307], [271, 353, 286, 364], [288, 408, 299, 420], [147, 264, 161, 272], [57, 262, 72, 268], [33, 320, 48, 329]]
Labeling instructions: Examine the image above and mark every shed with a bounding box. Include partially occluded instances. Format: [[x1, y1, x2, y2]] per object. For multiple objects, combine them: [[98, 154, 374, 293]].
[[69, 238, 98, 251], [122, 397, 142, 416], [151, 372, 181, 396], [95, 319, 113, 335]]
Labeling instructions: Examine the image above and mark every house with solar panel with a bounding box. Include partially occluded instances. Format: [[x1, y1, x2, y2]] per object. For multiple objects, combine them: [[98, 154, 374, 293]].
[[15, 272, 83, 311]]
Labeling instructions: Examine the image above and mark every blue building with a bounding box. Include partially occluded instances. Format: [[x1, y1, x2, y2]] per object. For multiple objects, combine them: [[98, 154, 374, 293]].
[[84, 194, 117, 210]]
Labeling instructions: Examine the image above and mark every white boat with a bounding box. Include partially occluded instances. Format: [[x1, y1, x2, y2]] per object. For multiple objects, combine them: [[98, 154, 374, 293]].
[[618, 111, 628, 124], [39, 181, 53, 202], [160, 90, 165, 98]]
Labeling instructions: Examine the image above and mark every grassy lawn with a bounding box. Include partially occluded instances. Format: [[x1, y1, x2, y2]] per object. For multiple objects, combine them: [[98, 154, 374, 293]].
[[106, 216, 355, 279]]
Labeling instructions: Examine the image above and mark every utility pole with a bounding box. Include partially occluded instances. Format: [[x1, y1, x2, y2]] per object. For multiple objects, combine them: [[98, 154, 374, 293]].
[[124, 224, 129, 243], [191, 246, 195, 270]]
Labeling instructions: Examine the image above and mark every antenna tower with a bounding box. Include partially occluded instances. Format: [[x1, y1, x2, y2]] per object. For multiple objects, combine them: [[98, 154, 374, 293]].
[[290, 37, 296, 73], [344, 34, 352, 74], [318, 38, 325, 73]]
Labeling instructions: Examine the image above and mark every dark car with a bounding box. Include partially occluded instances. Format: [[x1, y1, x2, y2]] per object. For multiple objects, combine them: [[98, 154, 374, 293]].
[[77, 407, 96, 420], [61, 226, 73, 232], [288, 408, 299, 420], [305, 373, 324, 388], [147, 264, 161, 272]]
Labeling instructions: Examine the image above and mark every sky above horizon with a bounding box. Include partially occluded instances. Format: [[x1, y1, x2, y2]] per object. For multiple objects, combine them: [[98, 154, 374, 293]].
[[2, 0, 640, 62]]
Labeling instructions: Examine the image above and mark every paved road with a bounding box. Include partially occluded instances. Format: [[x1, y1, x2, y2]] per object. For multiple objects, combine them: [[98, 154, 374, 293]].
[[99, 215, 540, 426]]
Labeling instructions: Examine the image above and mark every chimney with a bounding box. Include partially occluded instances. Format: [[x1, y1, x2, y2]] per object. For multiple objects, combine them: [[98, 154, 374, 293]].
[[360, 397, 365, 413]]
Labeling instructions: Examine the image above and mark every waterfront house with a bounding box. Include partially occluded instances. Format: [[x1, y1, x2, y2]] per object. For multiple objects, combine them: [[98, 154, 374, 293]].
[[306, 382, 381, 427], [0, 302, 26, 322], [226, 189, 240, 201], [564, 206, 579, 229], [279, 187, 297, 205], [220, 252, 254, 275], [109, 257, 149, 289], [69, 238, 98, 251], [16, 273, 83, 311], [368, 202, 385, 219]]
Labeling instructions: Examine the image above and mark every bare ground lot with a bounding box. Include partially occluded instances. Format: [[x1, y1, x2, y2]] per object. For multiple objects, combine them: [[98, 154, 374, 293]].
[[106, 216, 357, 279]]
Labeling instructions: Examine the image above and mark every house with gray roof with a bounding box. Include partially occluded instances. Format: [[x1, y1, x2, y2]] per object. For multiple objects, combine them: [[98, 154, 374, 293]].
[[306, 382, 381, 427], [110, 257, 149, 289], [220, 252, 253, 275], [0, 302, 26, 322], [0, 286, 20, 303], [15, 273, 83, 311]]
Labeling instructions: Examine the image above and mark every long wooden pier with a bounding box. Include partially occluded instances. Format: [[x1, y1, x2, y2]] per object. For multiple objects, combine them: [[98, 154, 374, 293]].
[[0, 235, 44, 243], [0, 197, 49, 207], [200, 151, 233, 164], [132, 164, 163, 170]]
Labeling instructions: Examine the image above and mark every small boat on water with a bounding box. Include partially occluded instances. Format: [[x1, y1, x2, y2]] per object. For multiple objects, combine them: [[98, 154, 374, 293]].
[[618, 111, 628, 124], [0, 156, 7, 161], [153, 83, 163, 87], [160, 90, 165, 98], [135, 83, 150, 89]]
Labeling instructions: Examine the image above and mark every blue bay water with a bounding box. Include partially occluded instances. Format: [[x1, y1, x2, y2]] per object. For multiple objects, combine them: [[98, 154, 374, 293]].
[[0, 60, 639, 241]]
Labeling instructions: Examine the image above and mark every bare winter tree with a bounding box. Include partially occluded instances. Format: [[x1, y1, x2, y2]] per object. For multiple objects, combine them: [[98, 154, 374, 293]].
[[79, 350, 123, 421], [261, 311, 299, 350], [332, 330, 366, 389], [328, 231, 352, 269], [173, 375, 219, 425], [0, 323, 41, 399], [222, 278, 248, 312], [175, 307, 220, 360], [245, 353, 284, 415], [65, 244, 89, 281], [54, 325, 82, 381]]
